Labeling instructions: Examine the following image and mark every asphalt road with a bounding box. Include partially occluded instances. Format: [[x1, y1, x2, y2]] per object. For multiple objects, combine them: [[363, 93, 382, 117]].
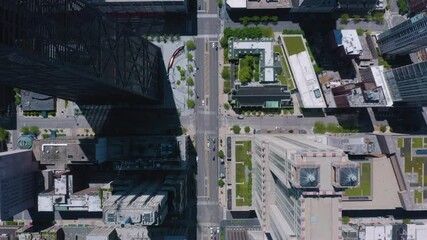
[[16, 116, 90, 129], [194, 0, 225, 238]]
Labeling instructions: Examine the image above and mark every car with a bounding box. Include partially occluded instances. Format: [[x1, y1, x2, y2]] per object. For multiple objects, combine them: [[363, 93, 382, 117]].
[[220, 172, 225, 178], [196, 156, 199, 162], [298, 129, 307, 134], [211, 42, 217, 49], [202, 100, 205, 106], [213, 146, 216, 151], [213, 157, 215, 161], [213, 138, 216, 144], [207, 142, 210, 148], [220, 158, 225, 164], [237, 115, 244, 119]]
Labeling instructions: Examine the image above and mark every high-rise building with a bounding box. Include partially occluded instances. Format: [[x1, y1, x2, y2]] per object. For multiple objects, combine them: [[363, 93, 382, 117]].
[[336, 0, 379, 11], [377, 12, 427, 55], [0, 0, 163, 104], [0, 150, 38, 220], [253, 135, 359, 240], [88, 0, 188, 15], [408, 0, 427, 14], [383, 61, 427, 106]]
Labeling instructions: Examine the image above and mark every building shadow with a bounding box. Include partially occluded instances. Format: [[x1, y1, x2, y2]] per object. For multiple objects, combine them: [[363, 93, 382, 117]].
[[0, 85, 17, 130], [372, 107, 427, 133]]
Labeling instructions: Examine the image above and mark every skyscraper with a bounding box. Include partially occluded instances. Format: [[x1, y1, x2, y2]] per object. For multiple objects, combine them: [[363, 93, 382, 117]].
[[383, 61, 427, 106], [0, 0, 163, 104], [253, 135, 359, 240], [377, 12, 427, 55], [0, 150, 38, 220]]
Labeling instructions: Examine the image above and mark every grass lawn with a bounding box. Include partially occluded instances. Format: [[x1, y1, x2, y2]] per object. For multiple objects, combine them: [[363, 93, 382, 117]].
[[236, 176, 252, 206], [413, 138, 423, 148], [235, 140, 252, 206], [345, 162, 371, 196], [274, 45, 294, 88], [278, 75, 288, 85], [414, 190, 423, 204], [405, 157, 427, 184], [235, 163, 246, 183], [398, 138, 404, 148], [235, 141, 251, 163], [283, 36, 305, 56]]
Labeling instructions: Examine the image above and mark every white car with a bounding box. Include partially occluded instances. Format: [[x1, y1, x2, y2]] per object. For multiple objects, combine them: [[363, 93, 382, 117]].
[[202, 100, 205, 106]]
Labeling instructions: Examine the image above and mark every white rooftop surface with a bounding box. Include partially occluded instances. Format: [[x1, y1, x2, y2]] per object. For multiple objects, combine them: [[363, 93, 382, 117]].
[[340, 30, 363, 55], [342, 157, 401, 210], [232, 40, 275, 82], [288, 51, 326, 108], [226, 0, 246, 8], [407, 224, 427, 240], [365, 225, 393, 240], [370, 66, 393, 107]]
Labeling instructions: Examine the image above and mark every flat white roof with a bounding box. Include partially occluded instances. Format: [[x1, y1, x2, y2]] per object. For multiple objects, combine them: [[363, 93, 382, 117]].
[[226, 0, 246, 8], [288, 51, 326, 108], [232, 40, 275, 82], [370, 66, 393, 107], [340, 30, 363, 56]]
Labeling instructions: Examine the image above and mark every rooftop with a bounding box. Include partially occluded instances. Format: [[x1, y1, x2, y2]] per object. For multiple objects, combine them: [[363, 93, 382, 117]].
[[231, 85, 292, 108], [280, 35, 326, 108], [21, 90, 55, 112], [333, 30, 363, 56], [229, 38, 278, 82]]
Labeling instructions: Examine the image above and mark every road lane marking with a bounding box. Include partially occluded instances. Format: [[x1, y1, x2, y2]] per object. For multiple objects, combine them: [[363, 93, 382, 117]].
[[197, 14, 218, 18]]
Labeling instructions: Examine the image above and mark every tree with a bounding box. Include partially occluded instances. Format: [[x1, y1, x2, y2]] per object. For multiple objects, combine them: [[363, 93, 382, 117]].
[[220, 36, 228, 48], [240, 17, 251, 26], [187, 99, 196, 109], [221, 67, 230, 80], [188, 65, 194, 72], [187, 53, 193, 61], [187, 77, 194, 86], [313, 121, 326, 134], [218, 0, 223, 8], [0, 128, 9, 141], [353, 14, 361, 22], [356, 28, 365, 36], [218, 179, 225, 187], [186, 40, 196, 51], [342, 216, 350, 224], [269, 16, 278, 22], [340, 13, 350, 23], [374, 12, 384, 24], [29, 126, 40, 136], [244, 126, 250, 133], [224, 102, 230, 110], [252, 16, 260, 24], [239, 66, 252, 84], [188, 89, 194, 97], [232, 125, 241, 134], [261, 16, 269, 23], [21, 126, 30, 135], [364, 13, 372, 21], [218, 150, 225, 158], [380, 125, 387, 133]]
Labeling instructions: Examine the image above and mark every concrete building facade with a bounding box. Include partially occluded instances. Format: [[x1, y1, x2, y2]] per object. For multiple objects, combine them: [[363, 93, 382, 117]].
[[0, 150, 38, 220], [253, 135, 359, 240], [378, 12, 427, 55]]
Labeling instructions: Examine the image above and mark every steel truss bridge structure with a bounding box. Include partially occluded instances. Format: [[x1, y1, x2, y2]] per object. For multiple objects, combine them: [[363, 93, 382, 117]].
[[0, 0, 163, 104]]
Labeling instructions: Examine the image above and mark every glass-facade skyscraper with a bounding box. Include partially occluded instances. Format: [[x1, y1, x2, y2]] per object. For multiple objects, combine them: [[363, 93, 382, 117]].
[[384, 61, 427, 106], [378, 12, 427, 55], [0, 0, 163, 104]]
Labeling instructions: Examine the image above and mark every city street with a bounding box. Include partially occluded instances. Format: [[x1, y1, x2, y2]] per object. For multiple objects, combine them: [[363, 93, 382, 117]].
[[194, 1, 224, 238]]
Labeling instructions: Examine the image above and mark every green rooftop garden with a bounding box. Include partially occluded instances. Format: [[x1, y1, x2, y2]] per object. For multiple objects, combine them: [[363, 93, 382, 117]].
[[345, 162, 371, 197], [274, 45, 295, 89], [235, 140, 252, 206], [283, 36, 305, 56]]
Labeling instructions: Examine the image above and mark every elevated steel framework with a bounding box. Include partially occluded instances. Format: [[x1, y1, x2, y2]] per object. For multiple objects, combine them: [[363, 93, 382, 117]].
[[0, 0, 163, 104]]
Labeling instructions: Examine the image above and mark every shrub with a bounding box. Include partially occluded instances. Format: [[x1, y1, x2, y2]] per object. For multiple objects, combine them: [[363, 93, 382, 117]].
[[218, 150, 225, 158], [188, 89, 194, 97], [186, 40, 196, 51], [244, 126, 250, 133], [218, 179, 225, 187], [342, 216, 350, 224], [187, 99, 196, 109], [224, 102, 230, 110], [380, 125, 387, 133], [187, 77, 194, 86], [221, 67, 230, 80], [353, 14, 361, 22], [356, 28, 365, 36], [187, 53, 193, 61], [176, 80, 181, 86], [313, 121, 326, 134], [232, 125, 241, 134], [340, 13, 350, 23]]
